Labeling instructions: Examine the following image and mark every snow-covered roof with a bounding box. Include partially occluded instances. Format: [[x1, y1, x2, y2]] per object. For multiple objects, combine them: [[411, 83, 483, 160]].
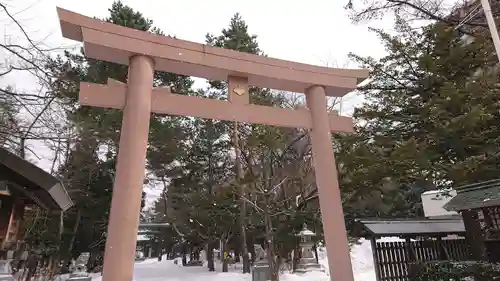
[[422, 188, 454, 196], [296, 225, 316, 237], [354, 218, 465, 238], [137, 235, 151, 241], [445, 179, 500, 211]]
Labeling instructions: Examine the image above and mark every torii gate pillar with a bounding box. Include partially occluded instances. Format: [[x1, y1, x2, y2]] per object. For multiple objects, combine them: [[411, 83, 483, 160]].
[[306, 85, 353, 280], [101, 55, 154, 281]]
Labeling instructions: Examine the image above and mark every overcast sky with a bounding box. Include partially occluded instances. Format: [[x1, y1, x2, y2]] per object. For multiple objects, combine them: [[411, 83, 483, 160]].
[[1, 0, 394, 205], [5, 0, 391, 61]]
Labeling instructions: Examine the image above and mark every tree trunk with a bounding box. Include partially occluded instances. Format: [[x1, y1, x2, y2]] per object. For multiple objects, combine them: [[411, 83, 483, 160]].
[[86, 252, 94, 272], [157, 240, 163, 261], [274, 257, 282, 280], [207, 242, 215, 271], [313, 243, 319, 263], [222, 240, 229, 272], [234, 245, 241, 263], [248, 238, 256, 264], [293, 240, 301, 271], [181, 243, 187, 266], [24, 253, 37, 281], [240, 225, 250, 273], [49, 211, 65, 279], [218, 240, 222, 261], [66, 210, 81, 260], [264, 194, 279, 281], [234, 121, 251, 273]]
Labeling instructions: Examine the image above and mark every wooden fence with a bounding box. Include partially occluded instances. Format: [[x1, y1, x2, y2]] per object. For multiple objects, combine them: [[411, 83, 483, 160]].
[[372, 238, 470, 281]]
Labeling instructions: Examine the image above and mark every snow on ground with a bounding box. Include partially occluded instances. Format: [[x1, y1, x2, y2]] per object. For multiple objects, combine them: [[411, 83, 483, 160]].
[[76, 238, 402, 281]]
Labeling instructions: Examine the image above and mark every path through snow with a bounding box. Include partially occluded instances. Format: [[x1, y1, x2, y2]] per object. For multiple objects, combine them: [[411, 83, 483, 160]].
[[81, 238, 399, 281]]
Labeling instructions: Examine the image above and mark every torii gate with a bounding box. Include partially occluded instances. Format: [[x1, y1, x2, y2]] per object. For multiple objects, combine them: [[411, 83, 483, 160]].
[[57, 8, 368, 281]]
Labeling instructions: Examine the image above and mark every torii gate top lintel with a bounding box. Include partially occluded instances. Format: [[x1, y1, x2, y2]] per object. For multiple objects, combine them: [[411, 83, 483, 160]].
[[57, 7, 369, 97]]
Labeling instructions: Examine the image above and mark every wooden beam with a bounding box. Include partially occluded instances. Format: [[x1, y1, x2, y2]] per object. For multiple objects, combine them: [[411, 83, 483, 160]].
[[79, 82, 354, 133], [57, 7, 369, 97]]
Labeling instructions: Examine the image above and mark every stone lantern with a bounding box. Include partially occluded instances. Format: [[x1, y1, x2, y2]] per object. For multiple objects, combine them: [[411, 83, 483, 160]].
[[295, 224, 322, 273]]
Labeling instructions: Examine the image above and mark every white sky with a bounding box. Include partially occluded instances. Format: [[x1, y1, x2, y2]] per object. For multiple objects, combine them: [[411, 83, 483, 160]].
[[6, 0, 391, 61], [1, 0, 394, 206]]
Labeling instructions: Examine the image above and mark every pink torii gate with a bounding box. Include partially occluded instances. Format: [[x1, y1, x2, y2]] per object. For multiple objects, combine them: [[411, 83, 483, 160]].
[[57, 8, 368, 281]]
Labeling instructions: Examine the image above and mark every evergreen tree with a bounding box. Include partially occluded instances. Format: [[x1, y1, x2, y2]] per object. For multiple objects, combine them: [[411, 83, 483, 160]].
[[159, 14, 297, 275], [44, 0, 194, 266], [338, 18, 500, 226], [206, 13, 266, 273], [205, 14, 317, 279]]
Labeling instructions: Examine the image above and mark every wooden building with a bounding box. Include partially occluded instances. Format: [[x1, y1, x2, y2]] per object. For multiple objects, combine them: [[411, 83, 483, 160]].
[[444, 179, 500, 262], [0, 147, 73, 252], [137, 223, 170, 258], [353, 218, 469, 281]]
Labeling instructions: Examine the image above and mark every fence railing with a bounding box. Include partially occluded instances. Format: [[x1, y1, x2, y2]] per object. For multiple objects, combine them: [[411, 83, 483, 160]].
[[373, 238, 470, 281]]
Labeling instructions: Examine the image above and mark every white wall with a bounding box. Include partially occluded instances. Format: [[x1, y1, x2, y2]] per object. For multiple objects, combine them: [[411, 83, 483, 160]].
[[421, 189, 458, 218]]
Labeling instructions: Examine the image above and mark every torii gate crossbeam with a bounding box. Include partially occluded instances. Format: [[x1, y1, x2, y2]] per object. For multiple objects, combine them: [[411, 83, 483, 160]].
[[57, 7, 369, 281]]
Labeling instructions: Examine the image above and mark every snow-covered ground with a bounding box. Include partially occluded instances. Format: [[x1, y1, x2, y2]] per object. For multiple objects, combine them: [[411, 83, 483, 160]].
[[68, 238, 397, 281]]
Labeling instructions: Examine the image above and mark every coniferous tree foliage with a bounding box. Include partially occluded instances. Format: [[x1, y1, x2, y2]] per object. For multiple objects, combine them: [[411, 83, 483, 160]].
[[157, 14, 320, 279], [41, 0, 194, 267], [338, 17, 500, 226]]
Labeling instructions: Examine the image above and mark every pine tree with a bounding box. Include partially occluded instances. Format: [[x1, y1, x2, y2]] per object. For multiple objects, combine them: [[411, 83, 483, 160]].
[[45, 0, 194, 265], [338, 18, 500, 226], [205, 14, 318, 280], [205, 13, 266, 273]]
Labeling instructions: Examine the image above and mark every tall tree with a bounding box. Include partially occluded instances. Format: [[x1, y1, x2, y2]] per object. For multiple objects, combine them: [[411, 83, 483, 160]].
[[205, 13, 265, 273], [338, 17, 500, 226], [45, 0, 194, 265], [160, 14, 302, 276], [165, 110, 233, 270], [205, 14, 322, 280]]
